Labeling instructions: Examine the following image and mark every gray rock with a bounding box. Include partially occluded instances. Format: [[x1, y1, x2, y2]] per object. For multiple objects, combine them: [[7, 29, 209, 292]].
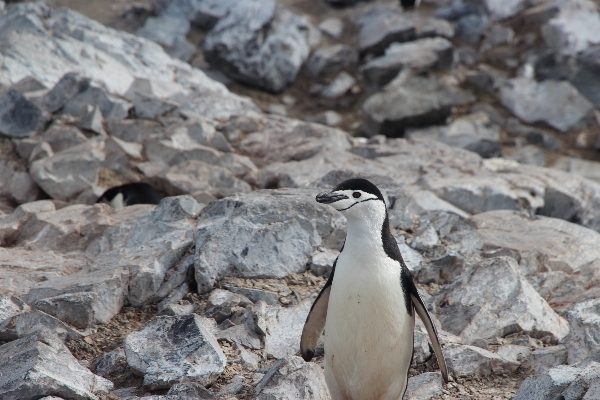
[[360, 38, 454, 90], [435, 257, 569, 343], [496, 344, 532, 364], [194, 189, 338, 293], [43, 72, 90, 113], [318, 18, 343, 39], [319, 72, 356, 99], [0, 89, 48, 138], [150, 160, 251, 198], [237, 118, 351, 166], [309, 248, 339, 277], [455, 14, 489, 43], [8, 172, 42, 204], [62, 85, 131, 120], [514, 362, 600, 400], [564, 299, 600, 364], [414, 16, 455, 39], [167, 381, 215, 399], [225, 286, 279, 306], [237, 342, 260, 370], [137, 16, 194, 62], [507, 145, 546, 166], [29, 137, 105, 201], [124, 314, 226, 390], [77, 105, 105, 135], [202, 0, 312, 93], [39, 122, 88, 153], [471, 210, 600, 276], [133, 93, 177, 120], [481, 0, 538, 21], [526, 345, 568, 374], [407, 112, 501, 158], [571, 45, 600, 108], [404, 372, 443, 400], [111, 196, 200, 307], [501, 78, 594, 132], [0, 331, 113, 399], [551, 157, 600, 183], [542, 7, 600, 56], [0, 308, 91, 342], [256, 356, 329, 399], [362, 75, 474, 137], [27, 268, 129, 328], [355, 5, 415, 56], [93, 346, 127, 378], [304, 110, 343, 127], [10, 76, 47, 93], [0, 294, 30, 341], [216, 307, 262, 350], [307, 44, 358, 78], [444, 344, 519, 377], [254, 298, 312, 359]]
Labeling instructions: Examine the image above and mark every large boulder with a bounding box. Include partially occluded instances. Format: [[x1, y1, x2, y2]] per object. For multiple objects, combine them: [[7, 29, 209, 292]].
[[501, 78, 594, 132], [194, 189, 339, 293], [362, 75, 474, 137], [0, 331, 113, 400], [434, 257, 569, 343], [124, 314, 226, 390], [202, 0, 312, 93]]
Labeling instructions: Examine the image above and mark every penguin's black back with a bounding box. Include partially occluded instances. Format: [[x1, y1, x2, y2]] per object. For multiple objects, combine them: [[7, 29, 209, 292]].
[[96, 182, 162, 206]]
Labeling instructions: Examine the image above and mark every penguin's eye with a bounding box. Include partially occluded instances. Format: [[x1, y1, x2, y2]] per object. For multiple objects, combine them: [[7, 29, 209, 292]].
[[353, 192, 361, 198]]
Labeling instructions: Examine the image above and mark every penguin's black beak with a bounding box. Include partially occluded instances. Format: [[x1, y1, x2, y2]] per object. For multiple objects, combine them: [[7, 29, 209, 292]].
[[316, 191, 348, 204]]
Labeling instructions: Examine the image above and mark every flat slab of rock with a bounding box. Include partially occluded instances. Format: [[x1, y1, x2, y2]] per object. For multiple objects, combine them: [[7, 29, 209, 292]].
[[435, 256, 569, 343], [124, 314, 226, 390], [501, 78, 594, 132], [256, 356, 329, 399], [27, 267, 128, 328], [362, 75, 474, 137], [471, 210, 600, 275], [444, 344, 519, 377], [0, 332, 113, 399]]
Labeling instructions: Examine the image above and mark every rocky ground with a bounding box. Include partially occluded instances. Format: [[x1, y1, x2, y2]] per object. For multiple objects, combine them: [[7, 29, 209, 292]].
[[1, 0, 600, 399]]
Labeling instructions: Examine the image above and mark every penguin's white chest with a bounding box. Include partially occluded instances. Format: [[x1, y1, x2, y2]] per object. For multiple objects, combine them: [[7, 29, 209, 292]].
[[324, 247, 414, 400]]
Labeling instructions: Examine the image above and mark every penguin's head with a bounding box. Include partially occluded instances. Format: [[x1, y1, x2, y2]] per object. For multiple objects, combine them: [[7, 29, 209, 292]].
[[316, 178, 387, 220]]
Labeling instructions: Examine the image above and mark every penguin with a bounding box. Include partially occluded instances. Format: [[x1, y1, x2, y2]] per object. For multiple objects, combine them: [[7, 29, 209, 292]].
[[300, 178, 448, 399], [400, 0, 421, 10], [96, 182, 162, 209]]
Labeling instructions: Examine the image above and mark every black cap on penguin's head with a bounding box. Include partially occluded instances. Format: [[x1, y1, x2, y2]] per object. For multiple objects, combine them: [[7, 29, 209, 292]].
[[316, 178, 386, 212]]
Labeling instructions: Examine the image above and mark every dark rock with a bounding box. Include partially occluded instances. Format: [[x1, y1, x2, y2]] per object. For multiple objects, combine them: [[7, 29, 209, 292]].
[[0, 89, 47, 138], [255, 356, 328, 398], [43, 72, 90, 113]]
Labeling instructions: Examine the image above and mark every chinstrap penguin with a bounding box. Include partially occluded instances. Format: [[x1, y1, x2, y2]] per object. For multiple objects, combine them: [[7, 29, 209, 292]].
[[300, 178, 448, 399], [96, 182, 162, 209]]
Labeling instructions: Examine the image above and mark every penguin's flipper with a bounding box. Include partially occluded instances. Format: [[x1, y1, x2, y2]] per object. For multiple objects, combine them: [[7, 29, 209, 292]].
[[410, 291, 449, 382], [300, 258, 337, 362]]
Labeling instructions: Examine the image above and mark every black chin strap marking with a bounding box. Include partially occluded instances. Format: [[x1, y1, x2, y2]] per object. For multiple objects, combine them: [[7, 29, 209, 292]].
[[338, 197, 379, 211]]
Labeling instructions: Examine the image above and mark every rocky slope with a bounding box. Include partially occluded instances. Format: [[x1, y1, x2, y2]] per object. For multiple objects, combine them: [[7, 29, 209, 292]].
[[1, 0, 600, 399]]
